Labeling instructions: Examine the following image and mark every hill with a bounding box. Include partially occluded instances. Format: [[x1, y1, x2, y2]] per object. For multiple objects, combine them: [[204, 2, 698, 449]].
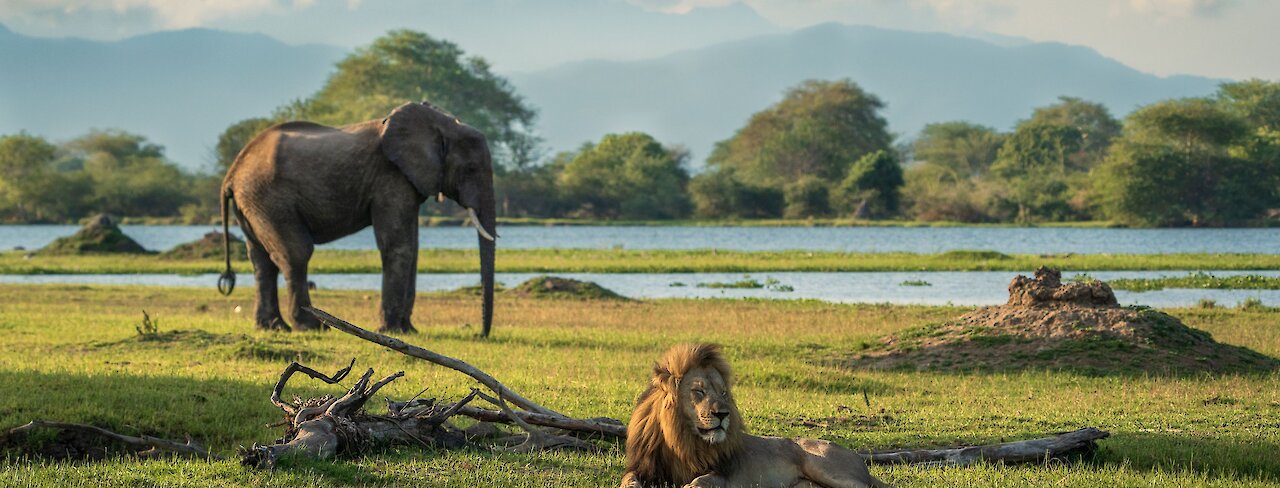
[[0, 25, 343, 169], [511, 23, 1223, 163]]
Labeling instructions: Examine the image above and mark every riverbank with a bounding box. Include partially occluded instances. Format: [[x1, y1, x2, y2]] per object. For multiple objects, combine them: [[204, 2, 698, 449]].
[[11, 216, 1131, 228], [4, 249, 1280, 275]]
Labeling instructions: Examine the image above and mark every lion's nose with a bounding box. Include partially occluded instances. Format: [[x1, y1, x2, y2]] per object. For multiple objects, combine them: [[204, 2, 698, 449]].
[[713, 411, 729, 421]]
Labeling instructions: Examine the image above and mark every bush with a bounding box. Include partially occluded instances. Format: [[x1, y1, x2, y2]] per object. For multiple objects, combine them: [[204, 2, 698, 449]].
[[783, 176, 831, 219]]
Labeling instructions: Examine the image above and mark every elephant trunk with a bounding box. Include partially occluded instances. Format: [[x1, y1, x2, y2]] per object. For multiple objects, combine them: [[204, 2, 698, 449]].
[[478, 203, 496, 338]]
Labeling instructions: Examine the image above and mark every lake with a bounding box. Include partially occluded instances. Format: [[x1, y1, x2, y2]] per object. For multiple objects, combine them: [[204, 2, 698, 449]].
[[3, 225, 1280, 254], [3, 270, 1274, 308]]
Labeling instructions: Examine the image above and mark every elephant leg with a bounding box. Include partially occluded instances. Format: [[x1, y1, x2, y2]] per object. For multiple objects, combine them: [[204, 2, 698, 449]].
[[245, 226, 288, 331], [265, 223, 322, 332], [372, 203, 419, 334]]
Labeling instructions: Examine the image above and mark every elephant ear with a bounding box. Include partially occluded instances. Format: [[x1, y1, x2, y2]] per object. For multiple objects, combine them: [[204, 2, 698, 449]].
[[380, 102, 444, 198]]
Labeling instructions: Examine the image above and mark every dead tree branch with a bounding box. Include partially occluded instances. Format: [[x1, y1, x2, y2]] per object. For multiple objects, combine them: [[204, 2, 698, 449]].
[[307, 307, 560, 417], [864, 428, 1110, 466], [8, 420, 220, 460]]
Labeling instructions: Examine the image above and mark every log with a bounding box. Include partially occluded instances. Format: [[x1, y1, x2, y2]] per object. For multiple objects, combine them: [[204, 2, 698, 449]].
[[864, 427, 1109, 466]]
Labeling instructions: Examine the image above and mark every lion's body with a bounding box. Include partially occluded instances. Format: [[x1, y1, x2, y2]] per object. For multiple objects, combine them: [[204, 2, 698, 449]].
[[620, 344, 889, 488]]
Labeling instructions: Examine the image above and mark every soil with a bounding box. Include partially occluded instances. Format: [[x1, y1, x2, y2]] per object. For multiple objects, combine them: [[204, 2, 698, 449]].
[[506, 276, 626, 300], [159, 231, 248, 261], [847, 267, 1279, 375], [39, 214, 150, 255]]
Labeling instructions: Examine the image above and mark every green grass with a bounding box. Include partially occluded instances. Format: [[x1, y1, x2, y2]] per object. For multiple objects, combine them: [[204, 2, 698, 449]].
[[0, 285, 1278, 486], [1109, 272, 1280, 291], [6, 249, 1280, 274]]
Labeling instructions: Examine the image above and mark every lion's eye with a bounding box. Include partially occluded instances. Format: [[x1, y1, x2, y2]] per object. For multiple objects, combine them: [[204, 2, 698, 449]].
[[692, 389, 705, 399]]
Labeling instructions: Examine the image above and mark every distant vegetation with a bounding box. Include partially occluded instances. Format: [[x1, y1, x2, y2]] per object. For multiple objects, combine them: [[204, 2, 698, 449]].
[[1, 29, 1277, 227]]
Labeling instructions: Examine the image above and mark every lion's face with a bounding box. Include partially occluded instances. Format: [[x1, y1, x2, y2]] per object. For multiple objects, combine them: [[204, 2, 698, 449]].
[[677, 365, 734, 444]]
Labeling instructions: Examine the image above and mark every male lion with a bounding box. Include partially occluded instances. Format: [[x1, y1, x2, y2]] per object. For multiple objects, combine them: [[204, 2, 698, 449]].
[[620, 344, 890, 488]]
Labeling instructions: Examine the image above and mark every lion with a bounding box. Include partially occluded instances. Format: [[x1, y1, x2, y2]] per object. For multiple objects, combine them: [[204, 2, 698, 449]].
[[620, 343, 890, 488]]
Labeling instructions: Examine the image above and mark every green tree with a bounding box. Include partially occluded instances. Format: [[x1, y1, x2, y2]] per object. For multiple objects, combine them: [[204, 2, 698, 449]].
[[558, 133, 691, 219], [63, 130, 196, 218], [1025, 97, 1120, 169], [214, 117, 276, 173], [1099, 98, 1265, 226], [783, 176, 831, 219], [991, 123, 1084, 222], [707, 79, 892, 188], [0, 133, 66, 221], [284, 30, 540, 170], [912, 122, 1003, 181], [835, 150, 903, 218], [688, 168, 783, 219]]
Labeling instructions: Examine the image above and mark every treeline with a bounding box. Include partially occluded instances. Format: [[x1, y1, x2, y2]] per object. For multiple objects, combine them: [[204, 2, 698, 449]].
[[2, 29, 1278, 226]]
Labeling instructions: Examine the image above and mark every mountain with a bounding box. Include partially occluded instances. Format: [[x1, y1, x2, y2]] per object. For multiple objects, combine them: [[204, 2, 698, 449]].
[[0, 26, 343, 169], [511, 23, 1224, 164]]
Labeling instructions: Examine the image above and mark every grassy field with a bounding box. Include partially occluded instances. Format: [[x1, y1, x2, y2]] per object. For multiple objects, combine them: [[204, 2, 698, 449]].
[[6, 249, 1280, 275], [0, 285, 1277, 486]]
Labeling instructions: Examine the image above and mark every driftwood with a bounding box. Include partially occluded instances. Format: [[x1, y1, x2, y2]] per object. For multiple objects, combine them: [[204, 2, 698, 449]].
[[865, 427, 1109, 466], [241, 361, 467, 468], [7, 420, 220, 460]]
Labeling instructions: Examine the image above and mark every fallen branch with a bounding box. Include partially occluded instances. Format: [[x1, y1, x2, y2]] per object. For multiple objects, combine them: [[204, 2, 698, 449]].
[[307, 307, 559, 416], [7, 420, 220, 460], [864, 427, 1109, 466]]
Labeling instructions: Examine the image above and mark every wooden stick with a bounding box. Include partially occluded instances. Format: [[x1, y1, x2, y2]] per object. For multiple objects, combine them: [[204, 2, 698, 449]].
[[9, 420, 221, 460], [307, 307, 561, 417], [864, 427, 1109, 466]]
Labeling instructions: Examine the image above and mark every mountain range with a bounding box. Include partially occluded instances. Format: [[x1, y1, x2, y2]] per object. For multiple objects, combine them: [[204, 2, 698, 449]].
[[0, 22, 1224, 170]]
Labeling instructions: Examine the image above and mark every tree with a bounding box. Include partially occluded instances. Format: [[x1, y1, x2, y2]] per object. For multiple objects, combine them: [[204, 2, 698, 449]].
[[1099, 98, 1266, 226], [991, 123, 1084, 222], [912, 122, 1003, 181], [557, 133, 691, 219], [835, 150, 903, 218], [283, 30, 540, 170], [214, 117, 276, 173], [688, 168, 782, 219], [0, 133, 62, 221], [707, 79, 892, 188], [783, 176, 831, 219], [63, 130, 196, 218], [1025, 97, 1120, 169]]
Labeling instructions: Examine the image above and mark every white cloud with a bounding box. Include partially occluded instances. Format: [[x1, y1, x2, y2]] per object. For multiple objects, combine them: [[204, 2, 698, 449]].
[[1127, 0, 1235, 18], [0, 0, 316, 29], [626, 0, 738, 15]]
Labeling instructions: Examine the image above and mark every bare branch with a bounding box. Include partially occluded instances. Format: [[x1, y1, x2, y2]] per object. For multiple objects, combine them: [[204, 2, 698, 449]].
[[864, 428, 1109, 466], [271, 358, 355, 415], [307, 307, 561, 417], [9, 420, 221, 460]]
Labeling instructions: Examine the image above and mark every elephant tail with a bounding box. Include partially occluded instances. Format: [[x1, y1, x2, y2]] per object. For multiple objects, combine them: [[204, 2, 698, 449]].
[[217, 189, 236, 296]]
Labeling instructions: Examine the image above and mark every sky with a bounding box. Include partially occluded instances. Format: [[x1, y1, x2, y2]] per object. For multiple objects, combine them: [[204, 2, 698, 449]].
[[1, 0, 1277, 79]]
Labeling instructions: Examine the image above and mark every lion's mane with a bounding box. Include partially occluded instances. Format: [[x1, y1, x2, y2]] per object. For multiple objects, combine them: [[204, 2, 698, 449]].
[[623, 343, 745, 487]]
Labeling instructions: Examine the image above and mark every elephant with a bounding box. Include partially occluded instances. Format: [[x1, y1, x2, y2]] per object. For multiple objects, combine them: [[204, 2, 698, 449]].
[[216, 101, 497, 336]]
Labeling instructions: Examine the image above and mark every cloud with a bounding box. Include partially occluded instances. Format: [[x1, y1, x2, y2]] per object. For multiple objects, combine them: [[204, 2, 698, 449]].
[[0, 0, 315, 29], [1126, 0, 1237, 18], [626, 0, 738, 14]]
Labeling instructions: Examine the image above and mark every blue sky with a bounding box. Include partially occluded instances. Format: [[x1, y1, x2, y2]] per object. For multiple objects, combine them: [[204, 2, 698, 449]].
[[1, 0, 1276, 78]]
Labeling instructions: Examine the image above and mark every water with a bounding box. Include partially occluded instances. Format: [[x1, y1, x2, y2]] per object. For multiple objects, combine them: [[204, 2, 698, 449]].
[[2, 225, 1280, 254], [2, 270, 1275, 308]]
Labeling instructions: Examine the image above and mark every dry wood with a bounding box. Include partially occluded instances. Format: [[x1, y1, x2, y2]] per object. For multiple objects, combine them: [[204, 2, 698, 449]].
[[8, 420, 220, 460], [864, 427, 1109, 466], [307, 306, 560, 416]]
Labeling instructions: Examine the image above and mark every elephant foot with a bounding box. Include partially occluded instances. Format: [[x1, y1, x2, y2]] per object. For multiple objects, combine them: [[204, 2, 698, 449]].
[[378, 320, 417, 334], [291, 311, 325, 332], [256, 317, 291, 332]]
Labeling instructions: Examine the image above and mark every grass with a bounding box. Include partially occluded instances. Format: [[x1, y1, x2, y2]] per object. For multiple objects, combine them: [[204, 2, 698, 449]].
[[99, 216, 1126, 228], [7, 249, 1280, 274], [0, 284, 1277, 486], [1109, 272, 1280, 292]]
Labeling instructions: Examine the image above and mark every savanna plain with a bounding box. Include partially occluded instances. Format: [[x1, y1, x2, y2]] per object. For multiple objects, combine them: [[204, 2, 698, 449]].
[[0, 285, 1277, 487]]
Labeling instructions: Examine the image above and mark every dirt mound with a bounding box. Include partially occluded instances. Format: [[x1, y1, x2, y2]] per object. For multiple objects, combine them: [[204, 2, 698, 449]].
[[160, 231, 248, 261], [848, 267, 1278, 375], [40, 214, 150, 255], [508, 276, 626, 300]]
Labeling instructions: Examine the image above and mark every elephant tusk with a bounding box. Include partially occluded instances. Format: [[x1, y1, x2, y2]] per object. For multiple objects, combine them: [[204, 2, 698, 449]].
[[468, 208, 496, 241], [437, 192, 445, 203]]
